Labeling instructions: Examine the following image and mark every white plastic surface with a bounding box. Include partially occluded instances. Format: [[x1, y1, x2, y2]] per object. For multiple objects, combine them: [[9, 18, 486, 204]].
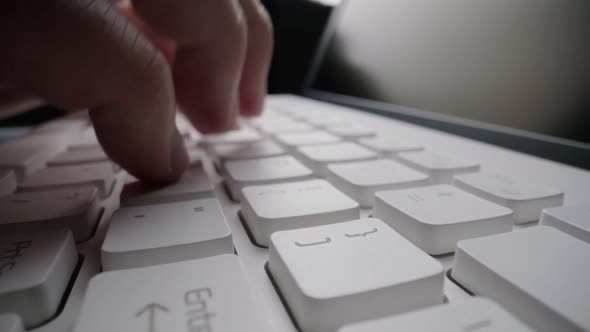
[[19, 162, 116, 198], [540, 205, 590, 243], [397, 150, 480, 184], [74, 255, 268, 332], [102, 198, 233, 270], [327, 159, 430, 207], [454, 172, 564, 223], [326, 123, 377, 140], [374, 185, 513, 254], [0, 313, 25, 332], [0, 230, 77, 328], [211, 140, 285, 163], [0, 186, 101, 241], [224, 155, 314, 201], [339, 298, 533, 332], [358, 137, 424, 155], [275, 131, 341, 148], [269, 218, 444, 332], [122, 166, 213, 206], [48, 147, 108, 166], [241, 179, 360, 246], [202, 127, 262, 145], [452, 226, 590, 332], [298, 142, 378, 176]]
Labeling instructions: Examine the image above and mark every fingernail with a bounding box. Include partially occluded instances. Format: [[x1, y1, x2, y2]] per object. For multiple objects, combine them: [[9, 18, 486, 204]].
[[169, 129, 189, 177]]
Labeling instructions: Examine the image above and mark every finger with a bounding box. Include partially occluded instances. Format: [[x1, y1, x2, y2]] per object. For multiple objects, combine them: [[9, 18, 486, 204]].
[[0, 1, 188, 183], [237, 0, 273, 117], [131, 0, 248, 133]]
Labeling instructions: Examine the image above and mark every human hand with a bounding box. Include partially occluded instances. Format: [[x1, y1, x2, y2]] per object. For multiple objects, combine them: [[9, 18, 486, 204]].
[[0, 0, 273, 183]]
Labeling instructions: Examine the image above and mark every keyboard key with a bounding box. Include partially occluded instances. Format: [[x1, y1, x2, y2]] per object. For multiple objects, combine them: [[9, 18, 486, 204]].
[[374, 185, 513, 254], [0, 229, 78, 328], [0, 134, 66, 181], [74, 255, 268, 332], [275, 131, 341, 149], [203, 127, 262, 145], [540, 205, 590, 243], [301, 113, 348, 127], [327, 159, 430, 207], [122, 166, 213, 206], [0, 169, 17, 196], [397, 150, 480, 184], [102, 198, 233, 270], [258, 121, 314, 134], [68, 128, 100, 149], [0, 313, 24, 332], [358, 137, 423, 155], [298, 142, 378, 176], [0, 186, 101, 241], [224, 156, 314, 201], [48, 147, 108, 166], [452, 226, 590, 332], [241, 179, 360, 246], [326, 123, 377, 140], [19, 162, 116, 198], [211, 140, 285, 164], [454, 173, 564, 224], [269, 218, 444, 332], [339, 298, 533, 332]]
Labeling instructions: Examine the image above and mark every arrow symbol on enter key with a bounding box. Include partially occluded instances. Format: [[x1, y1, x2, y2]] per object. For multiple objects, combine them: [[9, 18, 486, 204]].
[[135, 302, 169, 332]]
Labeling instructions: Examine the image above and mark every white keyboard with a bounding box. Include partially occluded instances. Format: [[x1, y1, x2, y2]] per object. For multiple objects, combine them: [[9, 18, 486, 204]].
[[1, 94, 589, 332]]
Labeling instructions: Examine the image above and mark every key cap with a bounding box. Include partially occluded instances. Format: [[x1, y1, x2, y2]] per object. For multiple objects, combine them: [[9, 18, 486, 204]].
[[540, 205, 590, 243], [202, 127, 262, 145], [48, 146, 109, 166], [258, 121, 314, 134], [0, 313, 24, 332], [224, 156, 314, 201], [0, 186, 101, 241], [269, 218, 444, 332], [326, 123, 377, 140], [122, 166, 213, 206], [0, 229, 78, 328], [74, 255, 268, 332], [327, 159, 430, 207], [452, 226, 590, 332], [397, 150, 480, 184], [0, 169, 17, 196], [339, 298, 533, 332], [68, 128, 100, 149], [301, 113, 348, 127], [19, 162, 116, 198], [0, 134, 66, 181], [211, 140, 285, 165], [298, 142, 378, 176], [358, 137, 424, 155], [454, 173, 564, 224], [275, 131, 341, 149], [374, 185, 513, 255], [102, 198, 233, 270], [241, 179, 360, 246]]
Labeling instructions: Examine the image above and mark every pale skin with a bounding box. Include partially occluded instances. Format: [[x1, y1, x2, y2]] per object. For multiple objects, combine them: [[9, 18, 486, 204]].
[[0, 0, 273, 184]]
